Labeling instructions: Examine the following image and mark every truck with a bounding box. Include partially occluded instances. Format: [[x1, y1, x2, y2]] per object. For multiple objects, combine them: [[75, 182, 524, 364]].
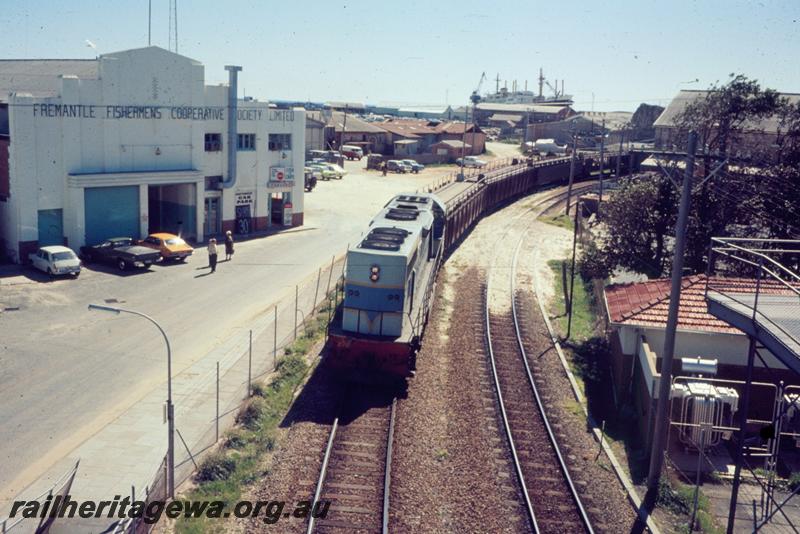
[[531, 138, 568, 156]]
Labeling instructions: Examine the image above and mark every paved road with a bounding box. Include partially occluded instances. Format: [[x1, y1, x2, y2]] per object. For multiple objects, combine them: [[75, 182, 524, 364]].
[[0, 158, 450, 507]]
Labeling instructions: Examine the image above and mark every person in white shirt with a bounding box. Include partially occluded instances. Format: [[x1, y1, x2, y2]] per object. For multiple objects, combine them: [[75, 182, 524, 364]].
[[207, 238, 218, 273]]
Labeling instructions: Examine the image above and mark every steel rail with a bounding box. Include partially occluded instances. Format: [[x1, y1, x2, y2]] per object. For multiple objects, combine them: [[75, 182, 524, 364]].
[[484, 260, 540, 534], [306, 414, 339, 534], [307, 393, 396, 534], [481, 185, 597, 533], [479, 185, 588, 534], [382, 398, 397, 534], [509, 235, 595, 533]]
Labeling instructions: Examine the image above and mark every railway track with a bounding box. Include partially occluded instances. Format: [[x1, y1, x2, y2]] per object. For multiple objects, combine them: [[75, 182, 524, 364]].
[[483, 190, 594, 534], [307, 388, 396, 534]]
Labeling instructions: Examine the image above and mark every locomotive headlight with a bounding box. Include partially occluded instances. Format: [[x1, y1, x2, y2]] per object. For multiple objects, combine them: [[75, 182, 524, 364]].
[[369, 265, 380, 282]]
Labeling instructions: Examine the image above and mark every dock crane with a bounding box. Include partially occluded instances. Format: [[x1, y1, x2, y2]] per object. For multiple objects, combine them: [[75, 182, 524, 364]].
[[470, 71, 487, 105]]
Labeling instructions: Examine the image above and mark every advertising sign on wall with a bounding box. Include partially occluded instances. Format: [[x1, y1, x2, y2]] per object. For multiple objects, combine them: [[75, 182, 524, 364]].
[[268, 166, 294, 189]]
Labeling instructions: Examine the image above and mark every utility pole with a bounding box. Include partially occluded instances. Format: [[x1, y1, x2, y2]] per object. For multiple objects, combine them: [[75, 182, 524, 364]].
[[340, 105, 348, 153], [646, 131, 698, 493], [565, 132, 577, 216], [566, 200, 580, 339], [598, 119, 605, 207], [471, 103, 477, 157], [148, 0, 152, 46], [616, 128, 624, 178], [459, 102, 469, 179]]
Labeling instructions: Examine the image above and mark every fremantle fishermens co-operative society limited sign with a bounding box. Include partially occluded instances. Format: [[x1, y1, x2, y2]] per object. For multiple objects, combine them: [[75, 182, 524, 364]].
[[30, 104, 296, 122]]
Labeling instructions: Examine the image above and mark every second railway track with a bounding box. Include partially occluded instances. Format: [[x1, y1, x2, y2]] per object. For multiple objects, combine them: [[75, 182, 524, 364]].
[[484, 190, 594, 534]]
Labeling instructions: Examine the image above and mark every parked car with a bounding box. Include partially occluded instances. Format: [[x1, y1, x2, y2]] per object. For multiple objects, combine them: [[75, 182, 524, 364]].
[[80, 237, 161, 271], [308, 163, 337, 181], [386, 160, 411, 173], [456, 155, 487, 168], [325, 151, 343, 162], [401, 159, 425, 173], [304, 168, 318, 191], [341, 145, 364, 160], [322, 163, 347, 179], [28, 245, 81, 278], [139, 233, 194, 261]]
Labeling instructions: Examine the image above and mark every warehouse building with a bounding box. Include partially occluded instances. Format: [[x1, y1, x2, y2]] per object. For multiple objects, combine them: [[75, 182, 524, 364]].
[[0, 46, 305, 263]]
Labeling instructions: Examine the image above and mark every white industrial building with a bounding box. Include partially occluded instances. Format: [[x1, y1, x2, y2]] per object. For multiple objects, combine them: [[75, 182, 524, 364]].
[[0, 46, 305, 263]]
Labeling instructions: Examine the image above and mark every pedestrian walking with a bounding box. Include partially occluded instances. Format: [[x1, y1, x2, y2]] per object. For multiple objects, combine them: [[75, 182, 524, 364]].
[[224, 230, 234, 261], [207, 238, 218, 273], [382, 162, 387, 176]]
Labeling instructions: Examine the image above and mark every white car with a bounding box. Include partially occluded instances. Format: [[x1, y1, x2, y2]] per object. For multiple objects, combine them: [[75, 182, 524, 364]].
[[322, 163, 347, 179], [456, 156, 487, 168], [28, 245, 81, 278]]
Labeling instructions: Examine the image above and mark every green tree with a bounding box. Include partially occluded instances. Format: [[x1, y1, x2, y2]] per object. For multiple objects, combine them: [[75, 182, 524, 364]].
[[600, 173, 679, 278], [597, 75, 799, 279]]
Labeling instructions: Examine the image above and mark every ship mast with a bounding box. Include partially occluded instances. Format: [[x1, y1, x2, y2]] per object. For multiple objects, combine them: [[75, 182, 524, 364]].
[[538, 68, 544, 98]]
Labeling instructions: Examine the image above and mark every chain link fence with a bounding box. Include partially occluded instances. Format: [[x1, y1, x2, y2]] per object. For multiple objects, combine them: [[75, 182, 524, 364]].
[[0, 254, 346, 534]]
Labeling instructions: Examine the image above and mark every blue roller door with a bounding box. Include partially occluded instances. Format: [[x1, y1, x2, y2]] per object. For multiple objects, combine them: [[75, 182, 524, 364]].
[[84, 186, 140, 245]]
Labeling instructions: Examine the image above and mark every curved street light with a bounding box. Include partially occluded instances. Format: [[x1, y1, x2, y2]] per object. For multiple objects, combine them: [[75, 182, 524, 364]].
[[88, 304, 175, 499]]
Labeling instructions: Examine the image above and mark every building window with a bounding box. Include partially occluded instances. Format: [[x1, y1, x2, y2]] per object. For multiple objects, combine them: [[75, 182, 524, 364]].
[[205, 175, 223, 191], [204, 133, 222, 152], [237, 134, 256, 151], [268, 133, 292, 151]]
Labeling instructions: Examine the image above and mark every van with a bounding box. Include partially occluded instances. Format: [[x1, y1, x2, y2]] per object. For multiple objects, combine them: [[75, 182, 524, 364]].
[[341, 145, 364, 160]]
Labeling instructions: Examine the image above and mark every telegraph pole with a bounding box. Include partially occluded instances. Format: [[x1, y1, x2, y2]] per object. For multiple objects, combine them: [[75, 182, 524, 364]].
[[565, 132, 577, 216], [616, 128, 624, 178], [341, 105, 348, 153], [459, 102, 469, 179], [598, 119, 605, 207], [646, 131, 698, 493], [566, 200, 580, 339]]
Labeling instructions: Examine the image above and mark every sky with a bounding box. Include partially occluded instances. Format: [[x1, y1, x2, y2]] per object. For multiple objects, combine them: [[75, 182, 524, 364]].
[[1, 0, 799, 112]]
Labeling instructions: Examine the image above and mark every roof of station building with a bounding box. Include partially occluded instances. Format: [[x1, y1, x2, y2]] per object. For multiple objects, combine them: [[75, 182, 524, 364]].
[[605, 275, 743, 334]]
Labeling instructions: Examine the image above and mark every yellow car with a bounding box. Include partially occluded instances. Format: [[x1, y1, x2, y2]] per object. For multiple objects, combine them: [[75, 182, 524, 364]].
[[140, 233, 194, 261]]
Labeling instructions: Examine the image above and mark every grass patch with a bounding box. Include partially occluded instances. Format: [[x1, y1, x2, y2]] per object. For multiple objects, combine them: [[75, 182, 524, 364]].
[[173, 295, 333, 533], [540, 214, 574, 231], [547, 259, 596, 343], [546, 256, 652, 487], [657, 477, 723, 534]]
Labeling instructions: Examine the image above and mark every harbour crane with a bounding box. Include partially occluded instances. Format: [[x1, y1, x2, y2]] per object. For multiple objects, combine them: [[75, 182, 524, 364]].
[[470, 72, 487, 105]]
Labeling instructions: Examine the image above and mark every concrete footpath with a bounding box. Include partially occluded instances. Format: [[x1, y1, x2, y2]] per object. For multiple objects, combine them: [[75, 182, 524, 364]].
[[1, 256, 344, 533]]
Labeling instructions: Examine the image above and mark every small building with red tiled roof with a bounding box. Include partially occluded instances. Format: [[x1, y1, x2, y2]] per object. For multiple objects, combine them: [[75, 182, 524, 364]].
[[603, 274, 793, 447]]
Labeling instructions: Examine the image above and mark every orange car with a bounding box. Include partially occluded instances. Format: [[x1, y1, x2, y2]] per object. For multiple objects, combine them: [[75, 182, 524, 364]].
[[139, 233, 194, 261]]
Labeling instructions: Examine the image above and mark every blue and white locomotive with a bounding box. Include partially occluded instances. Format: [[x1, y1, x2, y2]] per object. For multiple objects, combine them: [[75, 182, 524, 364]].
[[327, 193, 446, 380]]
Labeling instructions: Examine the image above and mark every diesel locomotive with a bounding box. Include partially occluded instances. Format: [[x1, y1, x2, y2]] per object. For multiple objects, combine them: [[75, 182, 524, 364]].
[[327, 193, 446, 381]]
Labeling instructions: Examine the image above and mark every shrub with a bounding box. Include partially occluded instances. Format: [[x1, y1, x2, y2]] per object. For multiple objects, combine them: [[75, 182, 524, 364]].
[[224, 429, 248, 450], [578, 241, 611, 281], [789, 472, 800, 492], [657, 478, 691, 515], [196, 452, 236, 482], [250, 382, 266, 398], [237, 397, 266, 430], [571, 337, 609, 384]]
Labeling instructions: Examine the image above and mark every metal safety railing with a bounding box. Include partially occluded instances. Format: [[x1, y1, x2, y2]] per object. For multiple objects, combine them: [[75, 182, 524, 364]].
[[0, 460, 79, 533], [705, 237, 800, 352]]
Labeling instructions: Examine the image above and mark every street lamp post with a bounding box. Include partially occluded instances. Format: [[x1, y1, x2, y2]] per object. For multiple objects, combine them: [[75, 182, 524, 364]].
[[88, 304, 175, 499]]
